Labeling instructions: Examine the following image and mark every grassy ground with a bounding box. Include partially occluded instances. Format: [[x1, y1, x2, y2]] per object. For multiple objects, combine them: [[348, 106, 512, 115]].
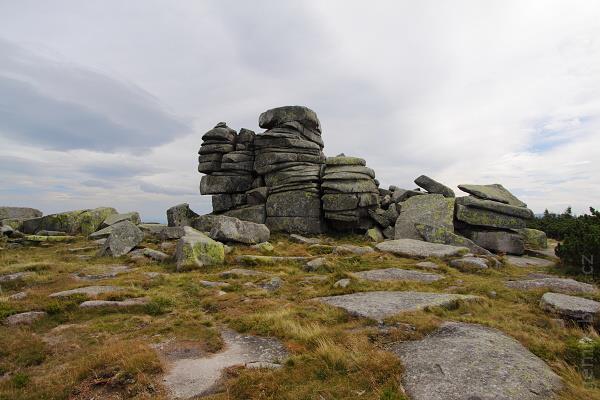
[[0, 234, 599, 400]]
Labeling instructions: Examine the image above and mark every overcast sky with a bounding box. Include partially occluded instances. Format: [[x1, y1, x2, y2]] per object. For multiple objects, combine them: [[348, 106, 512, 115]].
[[1, 1, 599, 222]]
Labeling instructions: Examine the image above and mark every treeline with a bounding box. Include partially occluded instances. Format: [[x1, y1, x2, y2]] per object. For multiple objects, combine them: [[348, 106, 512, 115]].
[[527, 207, 600, 278]]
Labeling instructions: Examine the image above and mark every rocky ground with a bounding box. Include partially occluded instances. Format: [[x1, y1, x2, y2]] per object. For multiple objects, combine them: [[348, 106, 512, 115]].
[[1, 233, 599, 400]]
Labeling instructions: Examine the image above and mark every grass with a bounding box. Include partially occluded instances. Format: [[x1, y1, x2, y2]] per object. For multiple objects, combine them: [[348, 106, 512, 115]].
[[0, 233, 599, 399]]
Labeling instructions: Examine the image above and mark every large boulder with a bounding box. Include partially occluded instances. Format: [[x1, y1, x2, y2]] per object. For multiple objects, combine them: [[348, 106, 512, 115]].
[[518, 228, 548, 249], [457, 183, 527, 207], [259, 105, 321, 132], [415, 224, 493, 256], [223, 205, 267, 224], [208, 215, 270, 245], [199, 175, 253, 195], [394, 194, 455, 240], [22, 207, 117, 235], [100, 212, 141, 228], [414, 175, 455, 198], [540, 292, 600, 323], [266, 191, 321, 218], [167, 203, 199, 227], [98, 221, 144, 257], [389, 322, 562, 400], [0, 207, 42, 220], [463, 229, 525, 255], [376, 239, 469, 258], [175, 227, 225, 271], [455, 204, 526, 230]]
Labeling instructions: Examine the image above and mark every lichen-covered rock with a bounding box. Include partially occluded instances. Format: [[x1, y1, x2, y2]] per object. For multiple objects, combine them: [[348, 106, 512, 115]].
[[259, 105, 321, 131], [208, 215, 270, 244], [455, 204, 526, 230], [449, 256, 489, 271], [518, 228, 548, 249], [0, 206, 42, 220], [98, 221, 144, 257], [415, 224, 492, 256], [365, 227, 384, 242], [457, 183, 527, 207], [175, 227, 225, 271], [395, 194, 455, 240], [200, 175, 253, 195], [414, 175, 455, 198], [540, 292, 600, 322], [223, 205, 266, 224], [456, 196, 534, 219], [22, 207, 117, 235], [101, 212, 141, 228]]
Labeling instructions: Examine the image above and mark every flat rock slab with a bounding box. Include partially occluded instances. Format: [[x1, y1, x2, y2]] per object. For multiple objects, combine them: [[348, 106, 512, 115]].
[[49, 285, 125, 298], [79, 297, 149, 308], [353, 268, 443, 283], [4, 311, 47, 326], [389, 322, 562, 400], [162, 329, 288, 398], [506, 278, 597, 294], [540, 292, 600, 322], [506, 255, 555, 268], [333, 245, 375, 255], [376, 239, 469, 258], [0, 272, 31, 282], [235, 255, 311, 265], [219, 268, 265, 278], [74, 265, 131, 280], [316, 291, 479, 321]]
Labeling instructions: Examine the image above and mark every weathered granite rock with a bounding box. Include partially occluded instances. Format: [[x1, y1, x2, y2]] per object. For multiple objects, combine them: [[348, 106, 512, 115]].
[[175, 227, 225, 271], [101, 212, 141, 228], [540, 292, 600, 322], [395, 194, 455, 240], [290, 234, 321, 245], [74, 265, 131, 280], [506, 278, 597, 294], [449, 256, 489, 271], [167, 204, 200, 227], [333, 278, 351, 288], [518, 228, 548, 249], [353, 268, 443, 283], [23, 234, 76, 242], [415, 224, 493, 256], [464, 229, 525, 255], [265, 216, 323, 235], [212, 194, 246, 213], [80, 297, 150, 308], [0, 272, 31, 282], [235, 255, 311, 265], [98, 221, 144, 257], [200, 175, 253, 195], [325, 156, 365, 166], [4, 311, 47, 326], [414, 175, 455, 198], [316, 291, 480, 321], [142, 248, 170, 261], [455, 204, 526, 230], [415, 261, 440, 270], [333, 244, 375, 255], [0, 206, 42, 220], [364, 227, 384, 242], [305, 257, 326, 271], [49, 285, 124, 298], [220, 268, 265, 277], [208, 215, 270, 244], [506, 255, 555, 268], [246, 187, 269, 205], [389, 322, 562, 400], [22, 207, 117, 235], [251, 241, 274, 254], [259, 105, 321, 131], [266, 191, 321, 218], [223, 205, 266, 224], [376, 239, 469, 258], [456, 196, 534, 219], [391, 188, 425, 203], [458, 183, 527, 207]]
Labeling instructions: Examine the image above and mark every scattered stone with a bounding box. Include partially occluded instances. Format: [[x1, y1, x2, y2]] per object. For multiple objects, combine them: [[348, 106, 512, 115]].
[[74, 265, 131, 280], [175, 227, 225, 271], [389, 321, 562, 400], [364, 227, 384, 242], [8, 291, 27, 300], [199, 280, 230, 288], [305, 257, 326, 271], [0, 272, 31, 282], [518, 228, 548, 249], [456, 196, 534, 219], [22, 207, 116, 235], [49, 285, 125, 298], [97, 221, 144, 257], [414, 175, 455, 198], [204, 215, 270, 245], [167, 203, 199, 227], [334, 278, 351, 288], [100, 212, 141, 228], [23, 234, 76, 242], [0, 206, 42, 220], [463, 229, 525, 255], [67, 246, 98, 253], [455, 204, 526, 230], [316, 291, 480, 321], [143, 248, 170, 261], [251, 242, 274, 254], [79, 297, 150, 308], [289, 234, 321, 245], [376, 239, 469, 259], [161, 329, 288, 399], [506, 255, 555, 268], [333, 244, 375, 255], [540, 292, 600, 322], [449, 256, 489, 271], [506, 278, 597, 294], [260, 277, 283, 291], [220, 268, 265, 278], [415, 261, 440, 270], [353, 268, 442, 283], [4, 311, 47, 326], [145, 272, 163, 279], [394, 194, 455, 240]]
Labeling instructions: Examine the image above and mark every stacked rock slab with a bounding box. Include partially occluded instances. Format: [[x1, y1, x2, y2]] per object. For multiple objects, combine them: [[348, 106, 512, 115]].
[[322, 156, 379, 231], [257, 106, 326, 234], [455, 184, 535, 255], [198, 123, 262, 223]]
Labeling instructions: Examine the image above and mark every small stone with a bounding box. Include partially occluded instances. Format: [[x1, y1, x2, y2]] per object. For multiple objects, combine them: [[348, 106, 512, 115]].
[[251, 242, 274, 254], [449, 256, 489, 271], [364, 227, 384, 242], [305, 257, 326, 271], [333, 244, 374, 255], [289, 234, 322, 245], [260, 277, 283, 291], [235, 255, 310, 265], [79, 297, 150, 308], [334, 278, 351, 288], [0, 272, 31, 282], [9, 291, 27, 300], [142, 248, 170, 261], [506, 278, 597, 294], [199, 280, 230, 288], [97, 221, 144, 257]]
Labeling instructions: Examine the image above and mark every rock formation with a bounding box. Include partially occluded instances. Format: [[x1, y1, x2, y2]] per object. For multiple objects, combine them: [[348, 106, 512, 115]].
[[194, 105, 540, 255]]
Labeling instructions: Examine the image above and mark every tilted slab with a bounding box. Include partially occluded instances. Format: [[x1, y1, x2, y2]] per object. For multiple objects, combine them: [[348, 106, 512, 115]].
[[388, 322, 562, 400], [316, 291, 479, 321]]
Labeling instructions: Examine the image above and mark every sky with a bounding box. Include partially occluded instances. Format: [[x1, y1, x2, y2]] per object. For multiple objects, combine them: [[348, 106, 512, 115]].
[[0, 0, 599, 222]]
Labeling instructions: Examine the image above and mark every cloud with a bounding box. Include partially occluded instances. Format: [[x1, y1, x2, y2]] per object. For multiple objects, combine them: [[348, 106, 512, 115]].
[[0, 38, 190, 152]]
